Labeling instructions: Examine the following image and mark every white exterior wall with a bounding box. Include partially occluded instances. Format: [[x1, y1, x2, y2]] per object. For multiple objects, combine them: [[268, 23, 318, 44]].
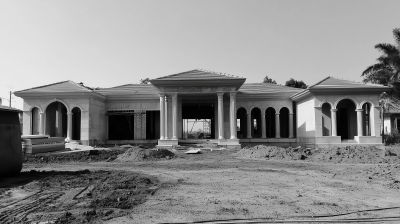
[[89, 98, 106, 141], [296, 97, 316, 139]]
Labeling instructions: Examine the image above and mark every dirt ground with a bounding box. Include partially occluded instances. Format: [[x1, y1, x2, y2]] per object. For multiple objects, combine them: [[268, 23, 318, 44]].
[[2, 145, 400, 223]]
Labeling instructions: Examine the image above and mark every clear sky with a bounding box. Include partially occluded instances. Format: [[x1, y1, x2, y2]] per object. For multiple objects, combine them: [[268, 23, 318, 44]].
[[1, 0, 399, 109]]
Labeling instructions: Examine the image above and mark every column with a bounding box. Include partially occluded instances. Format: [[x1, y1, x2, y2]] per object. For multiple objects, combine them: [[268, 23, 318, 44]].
[[67, 112, 72, 141], [275, 113, 281, 138], [289, 113, 294, 138], [217, 92, 224, 139], [229, 92, 237, 139], [246, 113, 252, 138], [261, 113, 266, 138], [159, 94, 165, 140], [331, 109, 337, 136], [164, 96, 168, 139], [172, 93, 178, 140], [39, 112, 44, 135], [356, 108, 363, 136]]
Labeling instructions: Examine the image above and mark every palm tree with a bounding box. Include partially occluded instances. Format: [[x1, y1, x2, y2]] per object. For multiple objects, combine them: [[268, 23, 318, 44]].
[[362, 28, 400, 87]]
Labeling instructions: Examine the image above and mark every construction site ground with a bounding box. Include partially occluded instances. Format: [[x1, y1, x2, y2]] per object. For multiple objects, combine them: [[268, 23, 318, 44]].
[[1, 145, 400, 223]]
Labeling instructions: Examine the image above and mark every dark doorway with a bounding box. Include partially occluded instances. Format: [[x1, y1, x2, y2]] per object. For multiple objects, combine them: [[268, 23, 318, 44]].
[[72, 107, 81, 140], [146, 111, 160, 140], [108, 114, 134, 140], [265, 107, 276, 138], [322, 103, 332, 136], [182, 103, 215, 139], [251, 108, 262, 138], [280, 107, 289, 138], [336, 99, 357, 140]]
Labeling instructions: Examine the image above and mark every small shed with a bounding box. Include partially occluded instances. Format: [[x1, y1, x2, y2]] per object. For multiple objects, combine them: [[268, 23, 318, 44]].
[[0, 105, 23, 176]]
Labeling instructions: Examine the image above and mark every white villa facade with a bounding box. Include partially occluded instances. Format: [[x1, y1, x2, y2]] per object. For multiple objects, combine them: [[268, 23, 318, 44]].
[[14, 70, 389, 148]]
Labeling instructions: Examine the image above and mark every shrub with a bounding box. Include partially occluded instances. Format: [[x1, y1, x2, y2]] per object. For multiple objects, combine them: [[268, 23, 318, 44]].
[[384, 129, 400, 145]]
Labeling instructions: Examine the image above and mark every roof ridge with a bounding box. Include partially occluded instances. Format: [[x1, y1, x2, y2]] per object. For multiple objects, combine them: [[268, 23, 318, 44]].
[[307, 76, 331, 89], [153, 69, 245, 80]]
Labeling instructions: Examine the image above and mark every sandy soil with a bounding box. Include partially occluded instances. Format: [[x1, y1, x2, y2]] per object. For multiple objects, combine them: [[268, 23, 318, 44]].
[[2, 147, 400, 223]]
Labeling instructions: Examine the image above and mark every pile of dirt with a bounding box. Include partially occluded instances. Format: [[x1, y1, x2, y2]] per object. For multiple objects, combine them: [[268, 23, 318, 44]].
[[0, 170, 159, 223], [24, 148, 127, 164], [234, 144, 400, 164], [233, 145, 310, 161], [310, 145, 400, 163], [116, 147, 175, 162]]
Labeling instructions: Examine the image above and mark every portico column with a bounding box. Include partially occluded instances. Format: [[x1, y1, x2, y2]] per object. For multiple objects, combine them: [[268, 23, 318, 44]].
[[39, 112, 44, 135], [217, 92, 224, 139], [159, 94, 165, 140], [289, 113, 294, 138], [164, 96, 168, 139], [275, 113, 281, 138], [172, 93, 178, 140], [261, 113, 266, 138], [246, 113, 252, 138], [356, 108, 363, 136], [331, 109, 337, 136], [67, 112, 72, 141], [229, 92, 237, 139]]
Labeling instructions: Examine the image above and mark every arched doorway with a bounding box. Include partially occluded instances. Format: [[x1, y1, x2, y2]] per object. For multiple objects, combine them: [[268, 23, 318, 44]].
[[31, 107, 40, 135], [72, 107, 81, 140], [251, 107, 262, 138], [322, 103, 332, 136], [45, 102, 68, 137], [361, 102, 372, 136], [265, 107, 276, 138], [336, 99, 357, 140], [280, 107, 289, 138], [236, 107, 247, 139]]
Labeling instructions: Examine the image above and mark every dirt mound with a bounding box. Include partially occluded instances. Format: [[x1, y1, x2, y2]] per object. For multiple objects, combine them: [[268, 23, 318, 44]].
[[0, 170, 159, 223], [116, 147, 175, 162], [24, 148, 127, 164], [233, 145, 310, 161], [234, 144, 400, 164]]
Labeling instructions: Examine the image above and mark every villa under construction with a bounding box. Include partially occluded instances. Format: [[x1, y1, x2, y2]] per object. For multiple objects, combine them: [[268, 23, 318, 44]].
[[14, 69, 389, 148]]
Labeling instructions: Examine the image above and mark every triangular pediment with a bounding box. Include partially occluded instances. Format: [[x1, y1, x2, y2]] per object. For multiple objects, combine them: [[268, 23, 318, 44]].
[[15, 81, 93, 94], [309, 77, 386, 89], [152, 69, 245, 81]]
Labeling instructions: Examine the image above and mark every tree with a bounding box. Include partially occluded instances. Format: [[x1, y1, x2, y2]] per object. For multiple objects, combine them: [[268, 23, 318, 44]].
[[285, 78, 307, 89], [362, 28, 400, 97], [263, 75, 277, 84], [140, 78, 151, 84]]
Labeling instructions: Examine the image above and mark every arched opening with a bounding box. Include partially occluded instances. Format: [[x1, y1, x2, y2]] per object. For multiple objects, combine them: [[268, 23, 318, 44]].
[[362, 102, 372, 136], [265, 107, 276, 138], [251, 107, 262, 138], [322, 103, 332, 136], [336, 99, 357, 140], [45, 102, 68, 137], [72, 107, 81, 140], [280, 107, 289, 138], [31, 107, 40, 135], [236, 107, 247, 139]]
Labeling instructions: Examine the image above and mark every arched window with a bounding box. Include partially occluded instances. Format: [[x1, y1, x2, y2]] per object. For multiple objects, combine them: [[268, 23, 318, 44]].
[[265, 107, 276, 138], [45, 102, 68, 137], [361, 103, 372, 136], [237, 107, 247, 139], [251, 108, 262, 138], [31, 107, 40, 135], [280, 107, 289, 138], [72, 107, 81, 140]]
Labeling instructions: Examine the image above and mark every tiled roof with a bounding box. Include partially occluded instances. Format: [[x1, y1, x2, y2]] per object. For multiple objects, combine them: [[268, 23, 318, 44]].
[[308, 77, 386, 89], [238, 83, 302, 94], [94, 84, 158, 96], [0, 105, 21, 112], [152, 69, 245, 81], [14, 81, 93, 94]]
